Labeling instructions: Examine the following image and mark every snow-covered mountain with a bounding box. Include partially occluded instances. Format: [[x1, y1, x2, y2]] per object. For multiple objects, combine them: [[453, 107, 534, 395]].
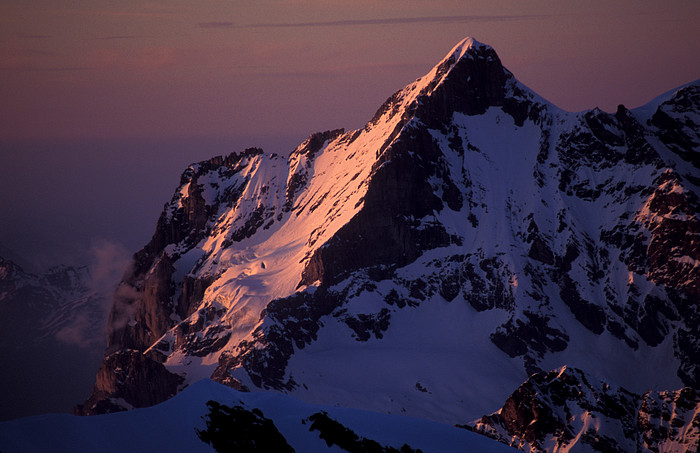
[[0, 258, 108, 420], [71, 37, 698, 450], [470, 366, 700, 452]]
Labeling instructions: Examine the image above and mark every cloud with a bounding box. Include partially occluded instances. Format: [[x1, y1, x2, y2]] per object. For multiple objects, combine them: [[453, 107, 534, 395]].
[[202, 14, 547, 29], [15, 66, 92, 72], [197, 21, 235, 28], [15, 33, 53, 39], [87, 239, 131, 294], [53, 239, 132, 349], [94, 35, 143, 40], [53, 301, 103, 348]]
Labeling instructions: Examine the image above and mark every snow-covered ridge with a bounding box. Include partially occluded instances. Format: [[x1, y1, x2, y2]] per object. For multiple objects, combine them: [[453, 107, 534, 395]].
[[2, 379, 519, 453]]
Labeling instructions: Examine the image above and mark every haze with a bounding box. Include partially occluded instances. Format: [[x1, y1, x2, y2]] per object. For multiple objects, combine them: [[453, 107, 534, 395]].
[[1, 0, 699, 269]]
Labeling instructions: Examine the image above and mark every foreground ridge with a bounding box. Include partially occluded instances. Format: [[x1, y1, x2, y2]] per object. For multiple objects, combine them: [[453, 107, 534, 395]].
[[2, 380, 517, 453]]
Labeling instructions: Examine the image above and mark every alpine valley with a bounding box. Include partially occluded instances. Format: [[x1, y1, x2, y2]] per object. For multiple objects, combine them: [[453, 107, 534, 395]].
[[3, 37, 699, 452]]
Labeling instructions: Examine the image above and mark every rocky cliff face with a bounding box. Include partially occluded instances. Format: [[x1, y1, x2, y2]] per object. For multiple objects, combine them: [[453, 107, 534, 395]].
[[470, 366, 700, 453], [79, 36, 699, 450]]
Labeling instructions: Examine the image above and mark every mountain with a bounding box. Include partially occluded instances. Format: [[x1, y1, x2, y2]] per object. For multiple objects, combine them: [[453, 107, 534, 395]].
[[0, 257, 108, 420], [72, 37, 698, 449], [470, 366, 700, 452]]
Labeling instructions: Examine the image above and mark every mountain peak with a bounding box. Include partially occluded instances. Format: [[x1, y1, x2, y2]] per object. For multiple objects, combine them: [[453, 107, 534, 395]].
[[403, 36, 545, 128], [444, 36, 491, 62], [366, 37, 539, 132], [424, 36, 499, 88]]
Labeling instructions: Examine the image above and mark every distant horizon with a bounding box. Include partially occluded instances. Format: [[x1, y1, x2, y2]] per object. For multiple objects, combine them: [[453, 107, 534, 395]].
[[2, 1, 699, 270]]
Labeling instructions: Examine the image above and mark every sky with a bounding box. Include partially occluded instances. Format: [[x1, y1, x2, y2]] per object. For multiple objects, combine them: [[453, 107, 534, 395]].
[[1, 0, 699, 270]]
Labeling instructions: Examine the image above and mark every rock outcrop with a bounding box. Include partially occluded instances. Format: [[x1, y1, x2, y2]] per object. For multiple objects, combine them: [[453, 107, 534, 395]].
[[75, 350, 183, 415], [470, 367, 700, 453]]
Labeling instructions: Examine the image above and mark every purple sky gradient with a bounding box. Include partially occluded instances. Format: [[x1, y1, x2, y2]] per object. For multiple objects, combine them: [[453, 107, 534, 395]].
[[1, 0, 699, 269]]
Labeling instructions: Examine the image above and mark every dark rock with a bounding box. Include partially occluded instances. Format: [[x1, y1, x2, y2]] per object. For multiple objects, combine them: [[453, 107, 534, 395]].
[[528, 237, 555, 265], [299, 129, 452, 287], [106, 253, 176, 354], [197, 401, 295, 453], [75, 350, 183, 416], [464, 258, 515, 312], [177, 274, 215, 319], [306, 411, 423, 453], [559, 275, 606, 335], [490, 312, 569, 359], [344, 308, 391, 342]]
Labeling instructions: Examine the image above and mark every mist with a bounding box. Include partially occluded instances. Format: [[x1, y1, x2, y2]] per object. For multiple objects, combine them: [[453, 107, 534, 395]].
[[53, 240, 131, 348], [0, 135, 302, 272]]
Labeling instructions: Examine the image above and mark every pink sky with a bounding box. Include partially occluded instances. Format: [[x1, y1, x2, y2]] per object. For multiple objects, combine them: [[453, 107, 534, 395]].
[[2, 1, 699, 143], [0, 1, 699, 269]]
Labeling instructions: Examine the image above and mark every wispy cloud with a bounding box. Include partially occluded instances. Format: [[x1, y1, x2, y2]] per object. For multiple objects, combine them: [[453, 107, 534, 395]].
[[55, 240, 131, 348], [54, 240, 130, 348], [6, 66, 92, 72], [198, 21, 235, 28], [198, 14, 546, 29], [15, 33, 53, 40], [94, 35, 143, 40]]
